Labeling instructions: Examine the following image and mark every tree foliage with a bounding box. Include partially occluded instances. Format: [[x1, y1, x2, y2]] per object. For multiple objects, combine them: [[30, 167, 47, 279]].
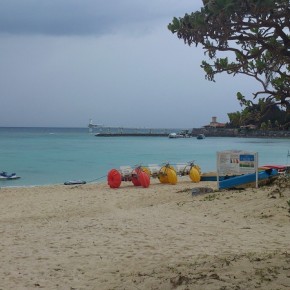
[[227, 99, 290, 128], [168, 0, 290, 113]]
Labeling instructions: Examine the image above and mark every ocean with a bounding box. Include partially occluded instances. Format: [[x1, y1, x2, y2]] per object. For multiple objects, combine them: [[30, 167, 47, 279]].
[[0, 127, 289, 187]]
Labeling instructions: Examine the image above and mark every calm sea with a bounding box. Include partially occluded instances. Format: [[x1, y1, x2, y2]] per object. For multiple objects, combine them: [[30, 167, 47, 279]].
[[0, 127, 289, 187]]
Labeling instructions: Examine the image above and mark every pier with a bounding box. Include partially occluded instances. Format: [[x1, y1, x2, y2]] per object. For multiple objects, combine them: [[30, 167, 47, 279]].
[[95, 132, 169, 137], [93, 128, 171, 137], [88, 123, 185, 137]]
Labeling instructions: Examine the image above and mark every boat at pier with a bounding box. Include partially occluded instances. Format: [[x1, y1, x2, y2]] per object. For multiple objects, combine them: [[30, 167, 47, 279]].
[[168, 130, 191, 138], [197, 134, 205, 139]]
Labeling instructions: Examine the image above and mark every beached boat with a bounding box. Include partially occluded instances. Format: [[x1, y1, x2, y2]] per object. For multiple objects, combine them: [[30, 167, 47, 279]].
[[64, 180, 86, 185], [0, 172, 21, 180], [196, 134, 205, 139], [201, 172, 238, 181], [218, 168, 278, 189], [260, 164, 290, 174]]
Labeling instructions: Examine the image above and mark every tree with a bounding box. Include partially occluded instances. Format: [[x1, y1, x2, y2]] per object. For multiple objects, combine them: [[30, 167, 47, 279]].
[[261, 122, 267, 130], [227, 111, 242, 127], [168, 0, 290, 113], [227, 99, 289, 128]]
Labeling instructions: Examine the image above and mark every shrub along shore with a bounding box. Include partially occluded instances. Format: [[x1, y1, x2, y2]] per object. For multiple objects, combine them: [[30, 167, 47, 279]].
[[191, 128, 290, 138]]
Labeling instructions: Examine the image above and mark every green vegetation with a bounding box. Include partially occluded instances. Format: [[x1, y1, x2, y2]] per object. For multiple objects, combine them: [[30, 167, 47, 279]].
[[168, 0, 290, 129], [203, 194, 218, 201], [227, 99, 290, 129]]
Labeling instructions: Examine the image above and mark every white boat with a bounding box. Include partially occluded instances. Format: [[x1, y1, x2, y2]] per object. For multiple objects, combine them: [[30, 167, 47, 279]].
[[168, 130, 191, 138], [88, 119, 103, 128], [0, 172, 21, 180], [168, 133, 178, 138]]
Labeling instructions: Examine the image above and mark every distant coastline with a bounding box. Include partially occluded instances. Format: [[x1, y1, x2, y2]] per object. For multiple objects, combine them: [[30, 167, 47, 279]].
[[191, 128, 290, 138], [93, 128, 290, 138], [1, 126, 290, 138]]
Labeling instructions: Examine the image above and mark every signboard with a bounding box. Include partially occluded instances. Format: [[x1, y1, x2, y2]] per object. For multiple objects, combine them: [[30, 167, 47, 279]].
[[217, 150, 258, 188]]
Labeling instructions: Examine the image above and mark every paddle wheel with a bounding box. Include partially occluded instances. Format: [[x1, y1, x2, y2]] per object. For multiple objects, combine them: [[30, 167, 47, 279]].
[[107, 166, 150, 188], [175, 161, 201, 182], [157, 163, 178, 185], [107, 161, 202, 188]]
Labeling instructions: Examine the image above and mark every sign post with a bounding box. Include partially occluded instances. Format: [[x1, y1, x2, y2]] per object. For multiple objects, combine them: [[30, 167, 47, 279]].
[[217, 150, 258, 190]]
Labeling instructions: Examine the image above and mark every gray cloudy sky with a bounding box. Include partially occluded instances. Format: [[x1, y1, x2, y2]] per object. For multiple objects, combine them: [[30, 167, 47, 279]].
[[0, 0, 259, 128]]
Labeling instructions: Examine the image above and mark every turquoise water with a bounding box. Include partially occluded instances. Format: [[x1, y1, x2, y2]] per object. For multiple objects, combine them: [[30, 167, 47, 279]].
[[0, 127, 289, 187]]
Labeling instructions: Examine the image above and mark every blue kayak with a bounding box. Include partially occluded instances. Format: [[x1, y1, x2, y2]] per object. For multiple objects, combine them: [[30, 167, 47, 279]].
[[219, 169, 278, 189]]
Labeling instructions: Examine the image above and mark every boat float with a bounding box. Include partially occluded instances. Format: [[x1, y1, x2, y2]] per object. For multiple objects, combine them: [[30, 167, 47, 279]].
[[107, 162, 202, 188]]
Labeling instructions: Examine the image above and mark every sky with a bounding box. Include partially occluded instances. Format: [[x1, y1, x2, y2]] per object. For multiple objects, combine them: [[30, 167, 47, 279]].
[[0, 0, 260, 129]]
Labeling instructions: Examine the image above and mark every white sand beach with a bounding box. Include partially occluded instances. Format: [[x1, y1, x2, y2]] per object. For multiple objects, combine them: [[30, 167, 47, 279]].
[[0, 177, 290, 289]]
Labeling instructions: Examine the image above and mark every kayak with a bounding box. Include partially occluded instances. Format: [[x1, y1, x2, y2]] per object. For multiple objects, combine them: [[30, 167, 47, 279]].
[[64, 180, 86, 185], [218, 169, 278, 189]]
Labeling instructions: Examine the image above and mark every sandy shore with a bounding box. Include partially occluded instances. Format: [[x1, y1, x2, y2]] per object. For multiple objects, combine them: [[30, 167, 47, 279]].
[[0, 177, 290, 290]]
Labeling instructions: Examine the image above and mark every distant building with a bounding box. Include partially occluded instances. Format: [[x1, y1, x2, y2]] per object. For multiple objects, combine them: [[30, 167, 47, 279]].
[[203, 116, 226, 128]]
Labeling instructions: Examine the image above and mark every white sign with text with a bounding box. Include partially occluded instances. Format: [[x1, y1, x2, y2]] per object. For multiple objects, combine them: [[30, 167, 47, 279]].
[[217, 150, 258, 188]]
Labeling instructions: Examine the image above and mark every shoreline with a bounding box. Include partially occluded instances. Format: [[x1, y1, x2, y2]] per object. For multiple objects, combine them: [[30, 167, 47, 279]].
[[1, 177, 290, 289], [0, 180, 106, 189]]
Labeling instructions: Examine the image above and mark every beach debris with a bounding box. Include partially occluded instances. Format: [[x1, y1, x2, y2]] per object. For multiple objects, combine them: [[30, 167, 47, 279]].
[[176, 187, 192, 193], [192, 187, 214, 196], [274, 174, 290, 188], [170, 275, 191, 287], [269, 174, 290, 197]]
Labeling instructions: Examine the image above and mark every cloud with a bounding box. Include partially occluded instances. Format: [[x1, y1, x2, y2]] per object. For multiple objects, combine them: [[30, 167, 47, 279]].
[[1, 0, 257, 129], [0, 0, 201, 36]]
